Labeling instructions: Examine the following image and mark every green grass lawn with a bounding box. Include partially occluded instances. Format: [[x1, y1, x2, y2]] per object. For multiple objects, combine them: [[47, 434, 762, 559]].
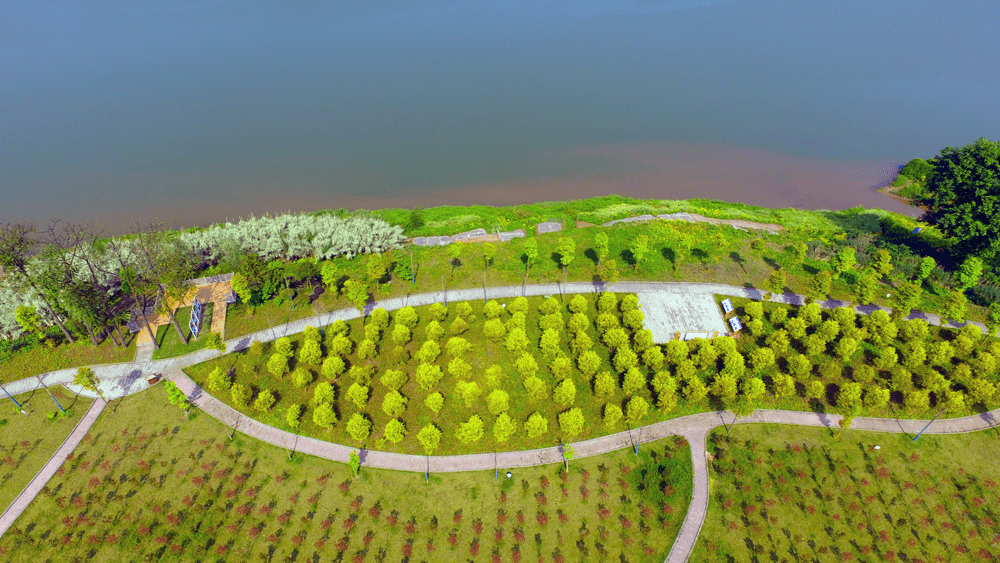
[[693, 424, 1000, 562], [151, 304, 216, 360], [186, 294, 666, 456], [0, 332, 136, 385], [0, 385, 693, 563], [0, 388, 93, 513]]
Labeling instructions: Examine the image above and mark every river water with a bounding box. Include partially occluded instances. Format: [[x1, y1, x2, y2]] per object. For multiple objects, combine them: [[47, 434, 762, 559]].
[[3, 0, 999, 231]]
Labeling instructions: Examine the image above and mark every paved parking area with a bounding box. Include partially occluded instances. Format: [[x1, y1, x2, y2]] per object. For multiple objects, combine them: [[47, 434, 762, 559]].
[[637, 291, 728, 343]]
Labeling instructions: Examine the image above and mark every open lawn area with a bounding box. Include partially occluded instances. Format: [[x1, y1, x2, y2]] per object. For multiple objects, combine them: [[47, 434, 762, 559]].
[[0, 388, 93, 513], [151, 304, 216, 360], [692, 424, 1000, 562], [0, 332, 136, 385], [0, 385, 693, 563]]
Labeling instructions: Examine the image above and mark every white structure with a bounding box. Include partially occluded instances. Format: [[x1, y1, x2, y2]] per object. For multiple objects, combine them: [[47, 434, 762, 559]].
[[637, 292, 729, 343]]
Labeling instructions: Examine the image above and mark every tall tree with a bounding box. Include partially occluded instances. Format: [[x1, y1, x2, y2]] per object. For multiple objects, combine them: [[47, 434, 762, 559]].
[[481, 242, 496, 291], [593, 232, 609, 266], [557, 237, 576, 286], [522, 238, 538, 280], [0, 223, 76, 343], [927, 137, 1000, 260]]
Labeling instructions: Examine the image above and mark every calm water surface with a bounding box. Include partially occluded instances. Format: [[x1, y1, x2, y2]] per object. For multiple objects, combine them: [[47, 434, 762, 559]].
[[3, 0, 999, 230]]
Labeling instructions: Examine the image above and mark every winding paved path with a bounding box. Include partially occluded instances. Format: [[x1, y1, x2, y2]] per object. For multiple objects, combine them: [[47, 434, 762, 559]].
[[1, 281, 997, 562]]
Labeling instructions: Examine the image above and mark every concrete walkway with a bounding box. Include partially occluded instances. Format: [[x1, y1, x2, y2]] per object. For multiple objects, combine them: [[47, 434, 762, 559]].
[[0, 398, 106, 538], [1, 281, 997, 562]]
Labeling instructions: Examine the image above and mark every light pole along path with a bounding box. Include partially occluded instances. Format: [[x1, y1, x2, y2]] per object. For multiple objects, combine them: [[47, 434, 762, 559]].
[[2, 281, 998, 563]]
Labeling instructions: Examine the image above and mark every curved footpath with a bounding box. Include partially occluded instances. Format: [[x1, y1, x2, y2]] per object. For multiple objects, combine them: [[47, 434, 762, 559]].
[[1, 281, 997, 563]]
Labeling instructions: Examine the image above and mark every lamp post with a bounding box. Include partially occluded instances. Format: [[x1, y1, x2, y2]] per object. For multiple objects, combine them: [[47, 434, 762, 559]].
[[0, 382, 24, 412], [913, 409, 944, 442]]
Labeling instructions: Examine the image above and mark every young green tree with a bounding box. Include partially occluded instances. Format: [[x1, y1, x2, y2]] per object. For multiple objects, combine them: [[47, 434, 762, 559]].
[[916, 256, 936, 282], [417, 424, 442, 454], [487, 389, 510, 415], [805, 380, 825, 402], [852, 268, 880, 305], [765, 269, 787, 296], [230, 383, 252, 408], [424, 392, 445, 414], [346, 413, 372, 443], [73, 367, 104, 400], [207, 367, 232, 392], [834, 337, 859, 363], [863, 386, 890, 409], [310, 381, 336, 406], [558, 408, 585, 437], [321, 356, 346, 380], [382, 419, 406, 444], [346, 382, 369, 409], [872, 249, 893, 277], [891, 281, 922, 319], [522, 238, 539, 280], [831, 247, 857, 278], [391, 324, 411, 346], [254, 389, 276, 412], [539, 329, 561, 357], [621, 367, 646, 396], [416, 340, 442, 364], [772, 373, 796, 399], [379, 369, 408, 391], [607, 346, 637, 375], [625, 396, 650, 425], [943, 290, 968, 323], [642, 346, 665, 371], [793, 240, 808, 264], [630, 235, 650, 272], [505, 327, 530, 354], [525, 412, 549, 438], [266, 353, 289, 378], [416, 363, 444, 391], [493, 413, 517, 443], [291, 367, 313, 388], [328, 334, 353, 357], [807, 270, 832, 302], [515, 353, 539, 379], [569, 294, 589, 315], [837, 382, 863, 413], [285, 403, 303, 429], [312, 403, 338, 431], [553, 379, 577, 406], [456, 415, 485, 444], [381, 390, 408, 418], [483, 318, 506, 342], [481, 242, 497, 288], [524, 376, 548, 402], [593, 232, 609, 266], [603, 403, 623, 428], [550, 356, 573, 380], [557, 237, 576, 285], [594, 371, 617, 399], [457, 380, 482, 407], [766, 330, 790, 355], [343, 278, 369, 314], [357, 338, 377, 362]]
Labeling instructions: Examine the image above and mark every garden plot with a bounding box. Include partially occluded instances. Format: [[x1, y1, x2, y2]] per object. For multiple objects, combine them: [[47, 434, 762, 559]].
[[637, 292, 728, 342]]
